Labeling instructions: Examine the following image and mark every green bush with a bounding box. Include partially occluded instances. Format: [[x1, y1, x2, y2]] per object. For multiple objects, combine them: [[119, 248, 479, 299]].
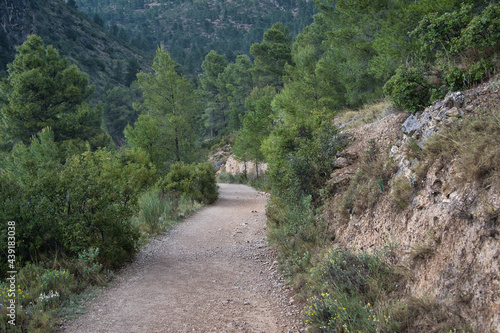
[[466, 59, 494, 83], [305, 248, 401, 332], [136, 188, 175, 235], [0, 130, 157, 272], [158, 162, 219, 204], [384, 66, 431, 113], [75, 248, 105, 285], [460, 3, 500, 49], [443, 66, 467, 91], [267, 195, 325, 279]]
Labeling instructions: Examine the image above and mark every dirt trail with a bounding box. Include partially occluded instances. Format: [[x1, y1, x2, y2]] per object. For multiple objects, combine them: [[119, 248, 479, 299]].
[[62, 184, 304, 333]]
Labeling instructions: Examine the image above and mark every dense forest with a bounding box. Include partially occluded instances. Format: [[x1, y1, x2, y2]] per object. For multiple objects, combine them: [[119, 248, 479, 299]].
[[1, 0, 499, 331], [74, 0, 317, 73]]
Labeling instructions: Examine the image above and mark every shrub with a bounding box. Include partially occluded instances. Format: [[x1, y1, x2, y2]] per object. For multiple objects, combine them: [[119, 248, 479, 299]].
[[267, 195, 325, 280], [59, 149, 154, 269], [158, 162, 218, 204], [443, 66, 467, 91], [305, 248, 401, 332], [0, 132, 156, 272], [460, 3, 500, 50], [136, 188, 175, 235], [384, 66, 431, 113], [75, 248, 105, 285]]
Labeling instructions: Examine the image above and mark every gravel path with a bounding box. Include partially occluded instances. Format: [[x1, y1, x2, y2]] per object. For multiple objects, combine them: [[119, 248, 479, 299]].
[[61, 184, 305, 333]]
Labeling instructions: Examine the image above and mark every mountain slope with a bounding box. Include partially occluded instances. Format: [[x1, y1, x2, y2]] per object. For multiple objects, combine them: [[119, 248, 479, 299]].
[[0, 0, 152, 87], [74, 0, 317, 73]]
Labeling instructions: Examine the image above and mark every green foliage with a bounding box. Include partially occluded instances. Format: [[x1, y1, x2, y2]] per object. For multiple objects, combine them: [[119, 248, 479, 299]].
[[0, 35, 104, 147], [250, 22, 293, 88], [267, 195, 324, 279], [305, 248, 401, 332], [460, 3, 500, 49], [233, 86, 276, 168], [59, 148, 155, 268], [101, 82, 142, 146], [125, 45, 201, 174], [75, 248, 104, 284], [0, 130, 156, 271], [219, 55, 254, 131], [158, 162, 219, 205], [198, 50, 229, 136], [135, 188, 175, 235], [388, 3, 500, 111], [74, 0, 316, 77], [384, 66, 431, 113], [412, 4, 473, 58], [263, 109, 345, 204]]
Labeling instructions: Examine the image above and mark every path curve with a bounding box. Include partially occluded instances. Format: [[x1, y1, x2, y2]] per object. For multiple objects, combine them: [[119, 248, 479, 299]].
[[62, 184, 304, 333]]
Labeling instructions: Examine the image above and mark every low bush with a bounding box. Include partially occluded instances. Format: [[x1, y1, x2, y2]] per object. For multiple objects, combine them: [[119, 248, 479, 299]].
[[383, 66, 431, 113], [0, 258, 111, 333], [305, 247, 401, 332], [135, 188, 175, 235], [158, 162, 219, 204], [267, 195, 326, 282], [304, 247, 471, 332]]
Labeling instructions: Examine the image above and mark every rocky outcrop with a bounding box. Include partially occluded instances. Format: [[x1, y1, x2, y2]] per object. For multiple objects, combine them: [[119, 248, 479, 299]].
[[208, 145, 268, 179], [221, 155, 267, 178], [326, 78, 500, 332]]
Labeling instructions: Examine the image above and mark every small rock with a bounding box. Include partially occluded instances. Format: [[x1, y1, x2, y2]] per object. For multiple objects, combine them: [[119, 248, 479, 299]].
[[334, 157, 349, 168], [402, 114, 422, 136], [446, 107, 462, 118]]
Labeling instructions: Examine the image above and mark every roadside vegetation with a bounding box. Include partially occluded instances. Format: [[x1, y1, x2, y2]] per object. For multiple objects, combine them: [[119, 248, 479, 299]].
[[1, 0, 499, 331], [0, 36, 217, 332]]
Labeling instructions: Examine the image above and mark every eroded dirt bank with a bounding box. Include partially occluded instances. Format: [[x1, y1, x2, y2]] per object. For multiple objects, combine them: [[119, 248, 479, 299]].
[[62, 184, 304, 333]]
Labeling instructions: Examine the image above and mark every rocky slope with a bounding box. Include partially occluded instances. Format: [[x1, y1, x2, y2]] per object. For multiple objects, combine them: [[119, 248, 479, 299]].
[[326, 78, 499, 331], [209, 144, 268, 179]]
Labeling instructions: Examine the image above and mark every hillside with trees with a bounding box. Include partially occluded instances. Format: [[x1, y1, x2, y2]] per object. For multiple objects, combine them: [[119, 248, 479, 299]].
[[74, 0, 317, 74], [1, 0, 499, 331]]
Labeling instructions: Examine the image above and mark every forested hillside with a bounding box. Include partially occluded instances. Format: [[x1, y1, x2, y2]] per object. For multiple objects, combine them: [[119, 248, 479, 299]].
[[1, 0, 499, 331], [0, 0, 151, 86], [74, 0, 317, 73]]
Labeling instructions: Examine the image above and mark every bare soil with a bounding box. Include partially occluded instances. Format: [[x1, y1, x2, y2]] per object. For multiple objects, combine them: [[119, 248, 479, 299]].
[[61, 184, 304, 333]]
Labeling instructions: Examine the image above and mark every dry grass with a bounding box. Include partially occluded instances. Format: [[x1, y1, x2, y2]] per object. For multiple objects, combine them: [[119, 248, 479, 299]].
[[410, 241, 435, 261], [391, 175, 413, 210], [334, 139, 398, 216], [336, 100, 393, 129], [424, 108, 500, 186]]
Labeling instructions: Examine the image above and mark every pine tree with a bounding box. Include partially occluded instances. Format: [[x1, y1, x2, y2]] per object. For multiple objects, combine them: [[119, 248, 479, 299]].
[[0, 35, 102, 148], [250, 22, 293, 88], [198, 50, 228, 137], [125, 45, 200, 174]]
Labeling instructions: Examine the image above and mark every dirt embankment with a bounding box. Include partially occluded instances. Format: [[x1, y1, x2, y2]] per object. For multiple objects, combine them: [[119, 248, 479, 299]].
[[326, 81, 499, 332], [62, 184, 304, 333]]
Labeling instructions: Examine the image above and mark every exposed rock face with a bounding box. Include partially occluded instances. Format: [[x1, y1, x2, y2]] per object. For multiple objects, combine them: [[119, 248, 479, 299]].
[[220, 155, 267, 179], [327, 79, 500, 332], [208, 145, 268, 179]]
